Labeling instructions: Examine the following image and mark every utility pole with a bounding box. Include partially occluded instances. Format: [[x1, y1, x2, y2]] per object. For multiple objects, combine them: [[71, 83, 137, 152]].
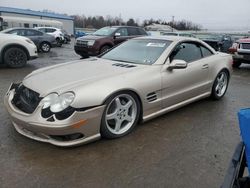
[[172, 16, 175, 32]]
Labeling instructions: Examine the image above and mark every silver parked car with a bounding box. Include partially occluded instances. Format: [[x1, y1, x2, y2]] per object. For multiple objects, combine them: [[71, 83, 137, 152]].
[[4, 36, 232, 146], [2, 28, 57, 53]]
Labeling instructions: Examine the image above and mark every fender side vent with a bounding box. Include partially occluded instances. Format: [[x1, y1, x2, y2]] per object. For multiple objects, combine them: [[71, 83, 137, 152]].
[[146, 92, 157, 102], [112, 63, 136, 68]]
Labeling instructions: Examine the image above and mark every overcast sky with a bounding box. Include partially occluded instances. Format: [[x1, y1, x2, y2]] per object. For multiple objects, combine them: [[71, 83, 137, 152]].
[[1, 0, 250, 30]]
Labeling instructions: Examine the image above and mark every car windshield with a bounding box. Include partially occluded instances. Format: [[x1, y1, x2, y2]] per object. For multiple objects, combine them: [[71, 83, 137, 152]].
[[93, 27, 117, 36], [101, 39, 172, 65]]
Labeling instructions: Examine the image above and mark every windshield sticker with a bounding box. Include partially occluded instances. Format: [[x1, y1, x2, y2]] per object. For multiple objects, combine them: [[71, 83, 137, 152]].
[[146, 43, 166, 47]]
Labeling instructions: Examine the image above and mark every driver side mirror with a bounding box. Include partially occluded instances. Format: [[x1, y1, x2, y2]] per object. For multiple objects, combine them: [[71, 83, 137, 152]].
[[168, 59, 188, 70], [114, 32, 121, 38]]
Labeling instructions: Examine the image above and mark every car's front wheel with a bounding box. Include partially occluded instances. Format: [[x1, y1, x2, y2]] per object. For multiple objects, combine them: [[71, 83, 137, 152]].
[[4, 47, 27, 68], [101, 92, 140, 139], [211, 70, 229, 100], [40, 42, 51, 53]]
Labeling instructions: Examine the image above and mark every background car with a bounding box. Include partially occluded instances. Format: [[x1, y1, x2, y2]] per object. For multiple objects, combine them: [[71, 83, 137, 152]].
[[199, 34, 233, 52], [74, 31, 87, 38], [1, 28, 56, 53], [60, 29, 71, 44], [228, 37, 250, 68], [4, 36, 232, 146], [35, 27, 64, 46], [0, 33, 37, 68], [74, 26, 148, 58]]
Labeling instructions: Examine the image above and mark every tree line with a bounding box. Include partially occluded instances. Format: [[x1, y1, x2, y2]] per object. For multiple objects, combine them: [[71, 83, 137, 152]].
[[72, 15, 202, 31]]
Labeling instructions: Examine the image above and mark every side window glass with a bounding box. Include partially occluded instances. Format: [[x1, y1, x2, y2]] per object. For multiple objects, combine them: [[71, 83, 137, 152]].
[[26, 30, 36, 36], [8, 30, 18, 35], [170, 43, 202, 63], [116, 28, 128, 36], [200, 46, 213, 57], [128, 28, 138, 36], [17, 30, 26, 36]]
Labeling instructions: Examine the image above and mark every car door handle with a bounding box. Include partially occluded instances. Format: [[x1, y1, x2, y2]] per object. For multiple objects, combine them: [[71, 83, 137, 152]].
[[202, 64, 209, 69]]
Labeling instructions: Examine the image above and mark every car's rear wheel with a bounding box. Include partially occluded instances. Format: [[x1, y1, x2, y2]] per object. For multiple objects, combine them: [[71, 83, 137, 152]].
[[4, 47, 27, 68], [40, 42, 51, 53], [211, 70, 229, 100], [101, 92, 140, 139], [232, 61, 241, 68]]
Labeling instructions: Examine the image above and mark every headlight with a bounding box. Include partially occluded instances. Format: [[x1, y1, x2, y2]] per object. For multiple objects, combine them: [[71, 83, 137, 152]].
[[42, 92, 75, 113], [87, 40, 95, 46]]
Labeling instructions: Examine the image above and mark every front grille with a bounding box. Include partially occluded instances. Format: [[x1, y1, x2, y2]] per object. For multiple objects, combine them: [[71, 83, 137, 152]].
[[241, 43, 250, 50], [76, 40, 88, 47], [12, 85, 41, 114]]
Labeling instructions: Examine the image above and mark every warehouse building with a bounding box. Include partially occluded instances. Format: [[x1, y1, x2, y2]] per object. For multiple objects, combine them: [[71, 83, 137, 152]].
[[0, 6, 74, 34]]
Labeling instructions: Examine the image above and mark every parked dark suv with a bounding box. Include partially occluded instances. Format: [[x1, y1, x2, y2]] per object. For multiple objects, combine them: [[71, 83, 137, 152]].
[[74, 26, 148, 58]]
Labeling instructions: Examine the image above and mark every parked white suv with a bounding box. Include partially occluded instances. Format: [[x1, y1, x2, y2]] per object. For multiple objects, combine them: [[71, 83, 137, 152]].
[[0, 33, 38, 68], [35, 27, 64, 46]]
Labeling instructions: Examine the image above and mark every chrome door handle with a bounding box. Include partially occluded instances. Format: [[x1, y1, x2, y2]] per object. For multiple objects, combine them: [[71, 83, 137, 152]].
[[202, 64, 209, 69]]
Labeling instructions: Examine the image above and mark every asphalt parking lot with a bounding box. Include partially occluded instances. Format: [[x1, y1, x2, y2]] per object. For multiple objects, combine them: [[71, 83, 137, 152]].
[[1, 41, 250, 188]]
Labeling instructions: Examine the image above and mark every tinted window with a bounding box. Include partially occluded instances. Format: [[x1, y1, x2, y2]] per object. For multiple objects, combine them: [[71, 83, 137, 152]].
[[38, 28, 46, 32], [45, 28, 56, 33], [116, 28, 128, 36], [170, 43, 202, 63], [200, 46, 213, 57], [26, 30, 43, 36], [8, 29, 25, 36], [128, 27, 139, 36], [138, 28, 147, 35]]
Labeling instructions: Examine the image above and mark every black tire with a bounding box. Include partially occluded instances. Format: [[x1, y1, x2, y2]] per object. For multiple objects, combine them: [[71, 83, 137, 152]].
[[56, 38, 62, 47], [211, 70, 229, 100], [100, 45, 111, 54], [232, 61, 241, 68], [4, 47, 27, 68], [100, 91, 141, 139], [40, 42, 51, 53]]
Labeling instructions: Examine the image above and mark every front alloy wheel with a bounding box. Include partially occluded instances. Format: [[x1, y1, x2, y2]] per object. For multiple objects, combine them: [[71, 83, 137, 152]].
[[101, 92, 140, 138], [211, 70, 229, 100]]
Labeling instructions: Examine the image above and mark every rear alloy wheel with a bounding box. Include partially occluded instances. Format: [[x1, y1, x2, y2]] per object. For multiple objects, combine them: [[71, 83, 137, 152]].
[[4, 47, 27, 68], [211, 70, 229, 100], [40, 42, 51, 53], [232, 61, 241, 68], [101, 92, 140, 138]]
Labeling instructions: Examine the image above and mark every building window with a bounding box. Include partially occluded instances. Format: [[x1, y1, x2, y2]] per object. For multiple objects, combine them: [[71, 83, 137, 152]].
[[24, 23, 29, 28], [33, 24, 38, 28]]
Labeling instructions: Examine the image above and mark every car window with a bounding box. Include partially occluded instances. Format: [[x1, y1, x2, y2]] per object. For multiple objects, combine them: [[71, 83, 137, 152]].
[[8, 29, 19, 35], [128, 28, 139, 36], [138, 28, 147, 35], [38, 28, 46, 32], [26, 30, 43, 36], [45, 28, 56, 33], [102, 39, 171, 65], [170, 42, 202, 63], [200, 46, 213, 57], [116, 28, 128, 36]]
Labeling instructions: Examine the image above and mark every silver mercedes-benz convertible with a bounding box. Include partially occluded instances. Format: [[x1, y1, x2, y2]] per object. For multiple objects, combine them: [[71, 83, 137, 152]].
[[4, 36, 232, 146]]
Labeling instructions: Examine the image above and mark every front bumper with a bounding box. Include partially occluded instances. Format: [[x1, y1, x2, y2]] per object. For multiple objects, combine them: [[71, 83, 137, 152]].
[[74, 45, 99, 57], [233, 52, 250, 64], [4, 86, 105, 147]]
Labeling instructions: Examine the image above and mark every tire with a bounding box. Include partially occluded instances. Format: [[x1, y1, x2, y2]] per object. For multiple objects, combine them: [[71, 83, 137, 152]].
[[40, 42, 51, 53], [56, 38, 62, 47], [232, 61, 241, 68], [100, 45, 111, 54], [80, 54, 89, 59], [4, 47, 27, 68], [211, 70, 229, 100], [101, 91, 141, 139]]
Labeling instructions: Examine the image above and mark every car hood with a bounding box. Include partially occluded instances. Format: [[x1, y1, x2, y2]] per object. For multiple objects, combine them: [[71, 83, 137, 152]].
[[77, 35, 109, 40], [23, 58, 146, 96]]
